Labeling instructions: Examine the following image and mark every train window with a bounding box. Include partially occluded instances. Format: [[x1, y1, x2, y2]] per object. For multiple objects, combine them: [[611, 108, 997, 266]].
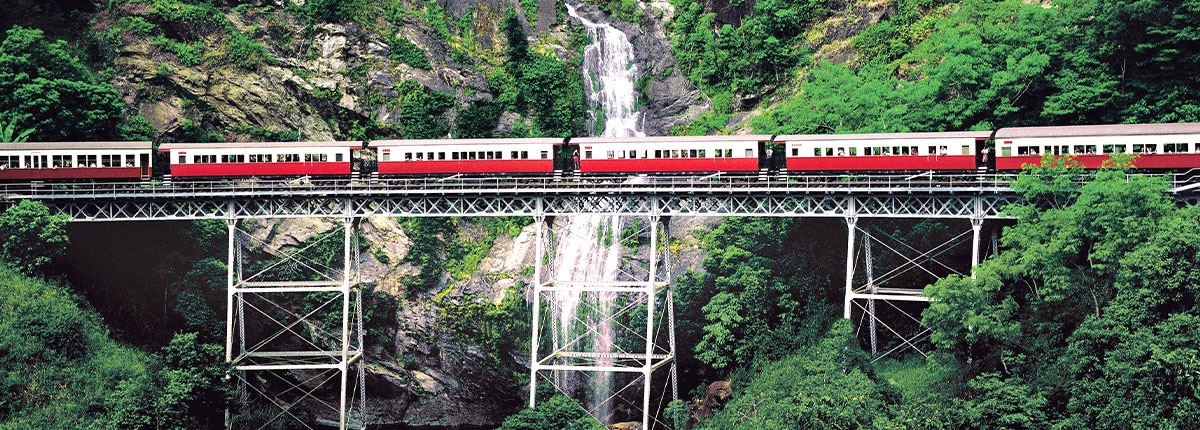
[[690, 149, 698, 158], [699, 149, 706, 157], [1103, 145, 1120, 154], [668, 150, 677, 158], [521, 151, 529, 159], [1001, 147, 1011, 157], [928, 146, 937, 155], [405, 153, 413, 160], [540, 151, 549, 159], [511, 151, 519, 159], [436, 152, 444, 160], [305, 154, 327, 162], [825, 148, 834, 156], [466, 152, 475, 160], [221, 154, 245, 163], [726, 149, 733, 157], [381, 152, 391, 162], [53, 155, 71, 167], [282, 154, 300, 162], [813, 148, 822, 157], [585, 151, 593, 159], [102, 154, 119, 167], [745, 148, 753, 157], [196, 155, 217, 164], [791, 148, 798, 156], [1164, 143, 1186, 153], [428, 152, 435, 160], [337, 153, 346, 162], [961, 146, 970, 155], [0, 156, 15, 167], [415, 152, 424, 160], [125, 154, 136, 166], [849, 147, 858, 156]]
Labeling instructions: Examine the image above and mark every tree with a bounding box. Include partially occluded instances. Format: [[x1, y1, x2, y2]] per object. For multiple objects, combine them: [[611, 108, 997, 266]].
[[698, 320, 893, 429], [923, 158, 1200, 427], [0, 26, 126, 142], [498, 396, 604, 430], [0, 200, 69, 276]]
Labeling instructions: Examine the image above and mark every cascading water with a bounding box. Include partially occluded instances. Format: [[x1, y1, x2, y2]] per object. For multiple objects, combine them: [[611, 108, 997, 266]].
[[551, 1, 646, 424], [566, 1, 646, 138]]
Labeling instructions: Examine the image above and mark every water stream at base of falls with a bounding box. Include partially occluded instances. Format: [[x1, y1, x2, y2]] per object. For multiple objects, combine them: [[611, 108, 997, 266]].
[[551, 2, 647, 424]]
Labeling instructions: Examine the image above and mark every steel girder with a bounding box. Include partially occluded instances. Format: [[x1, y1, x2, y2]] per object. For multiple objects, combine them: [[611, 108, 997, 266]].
[[42, 193, 1025, 221]]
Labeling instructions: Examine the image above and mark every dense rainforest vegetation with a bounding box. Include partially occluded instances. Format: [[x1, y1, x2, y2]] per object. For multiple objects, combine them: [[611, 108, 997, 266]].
[[2, 0, 1200, 428]]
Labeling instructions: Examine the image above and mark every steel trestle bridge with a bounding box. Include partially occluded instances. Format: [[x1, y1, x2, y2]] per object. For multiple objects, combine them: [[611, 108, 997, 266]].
[[6, 172, 1199, 429]]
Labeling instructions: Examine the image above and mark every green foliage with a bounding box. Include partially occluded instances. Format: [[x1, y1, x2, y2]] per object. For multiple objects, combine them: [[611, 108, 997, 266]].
[[668, 0, 821, 98], [922, 162, 1200, 427], [389, 36, 432, 70], [503, 9, 529, 66], [396, 82, 454, 139], [151, 35, 205, 66], [0, 27, 128, 142], [0, 116, 34, 142], [0, 200, 69, 276], [698, 320, 892, 429], [498, 395, 605, 430], [399, 217, 456, 292], [289, 0, 371, 24], [687, 218, 839, 371], [753, 0, 1200, 134], [439, 287, 530, 366], [226, 31, 273, 70], [0, 266, 231, 428], [456, 99, 503, 138], [119, 16, 159, 37]]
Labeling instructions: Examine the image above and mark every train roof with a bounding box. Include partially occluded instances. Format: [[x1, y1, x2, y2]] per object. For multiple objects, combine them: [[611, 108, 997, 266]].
[[570, 135, 773, 144], [157, 141, 363, 151], [0, 141, 153, 150], [774, 131, 991, 142], [994, 122, 1200, 138], [370, 138, 565, 147]]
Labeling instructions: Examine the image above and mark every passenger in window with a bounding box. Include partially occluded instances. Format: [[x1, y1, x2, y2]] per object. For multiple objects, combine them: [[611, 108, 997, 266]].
[[938, 146, 948, 156], [837, 148, 845, 156]]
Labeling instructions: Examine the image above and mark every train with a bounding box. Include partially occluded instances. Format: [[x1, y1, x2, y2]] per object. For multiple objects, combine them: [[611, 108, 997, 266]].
[[2, 122, 1200, 182]]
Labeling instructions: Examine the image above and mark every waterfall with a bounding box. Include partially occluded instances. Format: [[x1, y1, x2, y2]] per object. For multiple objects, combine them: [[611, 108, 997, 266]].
[[566, 2, 646, 138], [549, 2, 646, 424], [551, 214, 622, 422]]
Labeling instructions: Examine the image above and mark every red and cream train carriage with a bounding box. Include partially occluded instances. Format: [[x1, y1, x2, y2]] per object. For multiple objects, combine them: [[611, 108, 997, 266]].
[[570, 135, 772, 174], [159, 141, 356, 178], [372, 138, 560, 176], [0, 141, 153, 181], [993, 123, 1200, 170], [776, 131, 991, 172]]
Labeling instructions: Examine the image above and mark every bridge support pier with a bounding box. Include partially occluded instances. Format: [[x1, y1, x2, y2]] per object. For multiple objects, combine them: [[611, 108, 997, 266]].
[[225, 214, 367, 429], [844, 197, 993, 361], [529, 211, 677, 429]]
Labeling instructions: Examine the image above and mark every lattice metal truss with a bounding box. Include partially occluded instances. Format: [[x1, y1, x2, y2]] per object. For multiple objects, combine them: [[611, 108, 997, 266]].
[[529, 215, 678, 429], [843, 216, 989, 363], [40, 194, 1024, 221], [226, 216, 367, 430]]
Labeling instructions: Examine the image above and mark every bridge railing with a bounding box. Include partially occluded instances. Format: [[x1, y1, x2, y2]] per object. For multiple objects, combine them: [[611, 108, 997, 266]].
[[0, 173, 1025, 200]]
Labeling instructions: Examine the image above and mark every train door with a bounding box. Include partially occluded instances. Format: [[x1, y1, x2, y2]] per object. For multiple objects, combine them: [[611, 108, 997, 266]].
[[975, 138, 995, 171], [140, 153, 151, 178], [557, 142, 579, 173]]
